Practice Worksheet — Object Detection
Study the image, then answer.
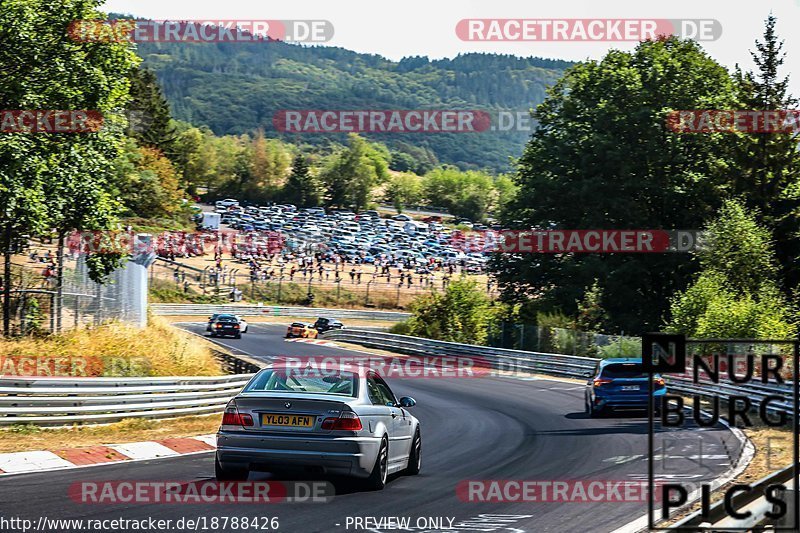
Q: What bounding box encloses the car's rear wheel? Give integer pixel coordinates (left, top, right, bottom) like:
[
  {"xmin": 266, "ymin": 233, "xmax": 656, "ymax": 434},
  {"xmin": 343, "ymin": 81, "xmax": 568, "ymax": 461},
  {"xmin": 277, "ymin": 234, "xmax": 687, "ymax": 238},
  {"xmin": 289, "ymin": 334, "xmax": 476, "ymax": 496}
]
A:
[
  {"xmin": 235, "ymin": 333, "xmax": 241, "ymax": 339},
  {"xmin": 365, "ymin": 438, "xmax": 388, "ymax": 490},
  {"xmin": 406, "ymin": 429, "xmax": 421, "ymax": 475},
  {"xmin": 215, "ymin": 456, "xmax": 248, "ymax": 481}
]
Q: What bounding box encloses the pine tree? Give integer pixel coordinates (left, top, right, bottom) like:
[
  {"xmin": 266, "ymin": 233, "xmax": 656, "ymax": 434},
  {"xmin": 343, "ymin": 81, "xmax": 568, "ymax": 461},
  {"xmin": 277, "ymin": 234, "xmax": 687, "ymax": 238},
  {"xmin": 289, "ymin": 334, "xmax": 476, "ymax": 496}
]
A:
[
  {"xmin": 284, "ymin": 154, "xmax": 320, "ymax": 207},
  {"xmin": 732, "ymin": 14, "xmax": 800, "ymax": 289},
  {"xmin": 127, "ymin": 67, "xmax": 179, "ymax": 160}
]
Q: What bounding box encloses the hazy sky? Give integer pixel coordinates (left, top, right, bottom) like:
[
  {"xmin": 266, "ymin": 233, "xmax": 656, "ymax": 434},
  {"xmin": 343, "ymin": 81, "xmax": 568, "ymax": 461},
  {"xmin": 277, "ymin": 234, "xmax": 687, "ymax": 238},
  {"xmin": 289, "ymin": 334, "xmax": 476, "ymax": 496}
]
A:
[{"xmin": 101, "ymin": 0, "xmax": 800, "ymax": 95}]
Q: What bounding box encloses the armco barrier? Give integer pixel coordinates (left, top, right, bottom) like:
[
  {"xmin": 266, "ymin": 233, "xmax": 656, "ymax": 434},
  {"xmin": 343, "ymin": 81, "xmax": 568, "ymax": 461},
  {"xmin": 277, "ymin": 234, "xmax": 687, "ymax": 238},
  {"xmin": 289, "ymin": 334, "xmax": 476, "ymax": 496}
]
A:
[
  {"xmin": 0, "ymin": 375, "xmax": 252, "ymax": 426},
  {"xmin": 151, "ymin": 303, "xmax": 410, "ymax": 322},
  {"xmin": 321, "ymin": 329, "xmax": 600, "ymax": 379}
]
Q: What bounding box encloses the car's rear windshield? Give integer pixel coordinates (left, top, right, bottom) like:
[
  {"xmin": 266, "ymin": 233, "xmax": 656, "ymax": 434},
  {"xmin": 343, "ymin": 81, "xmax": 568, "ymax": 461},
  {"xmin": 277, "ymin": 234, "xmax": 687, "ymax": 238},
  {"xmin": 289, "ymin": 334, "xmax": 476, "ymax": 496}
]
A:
[
  {"xmin": 216, "ymin": 315, "xmax": 237, "ymax": 322},
  {"xmin": 290, "ymin": 322, "xmax": 306, "ymax": 328},
  {"xmin": 244, "ymin": 369, "xmax": 357, "ymax": 396},
  {"xmin": 601, "ymin": 363, "xmax": 646, "ymax": 379}
]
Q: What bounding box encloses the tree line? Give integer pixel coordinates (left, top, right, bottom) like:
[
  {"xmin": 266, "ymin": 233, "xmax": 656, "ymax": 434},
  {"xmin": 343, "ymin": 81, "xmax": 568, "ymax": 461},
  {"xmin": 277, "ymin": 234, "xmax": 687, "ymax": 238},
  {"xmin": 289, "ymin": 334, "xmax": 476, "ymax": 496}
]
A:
[{"xmin": 491, "ymin": 16, "xmax": 800, "ymax": 338}]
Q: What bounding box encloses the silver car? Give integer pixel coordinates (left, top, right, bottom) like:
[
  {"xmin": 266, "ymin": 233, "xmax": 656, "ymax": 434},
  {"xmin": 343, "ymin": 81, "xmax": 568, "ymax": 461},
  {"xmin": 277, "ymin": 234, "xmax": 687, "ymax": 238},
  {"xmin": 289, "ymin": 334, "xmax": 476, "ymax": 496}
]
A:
[{"xmin": 215, "ymin": 365, "xmax": 421, "ymax": 490}]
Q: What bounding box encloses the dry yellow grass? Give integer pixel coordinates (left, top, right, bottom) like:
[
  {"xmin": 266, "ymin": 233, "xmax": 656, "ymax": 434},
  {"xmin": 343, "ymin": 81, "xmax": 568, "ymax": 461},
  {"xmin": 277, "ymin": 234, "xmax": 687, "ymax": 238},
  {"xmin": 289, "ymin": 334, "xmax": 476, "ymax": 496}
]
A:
[
  {"xmin": 0, "ymin": 316, "xmax": 222, "ymax": 377},
  {"xmin": 0, "ymin": 415, "xmax": 221, "ymax": 453}
]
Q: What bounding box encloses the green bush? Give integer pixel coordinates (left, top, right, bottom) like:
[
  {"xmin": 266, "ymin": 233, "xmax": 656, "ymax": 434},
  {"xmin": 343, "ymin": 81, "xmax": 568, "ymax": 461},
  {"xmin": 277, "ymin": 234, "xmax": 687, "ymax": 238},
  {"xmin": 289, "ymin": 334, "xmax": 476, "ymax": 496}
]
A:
[{"xmin": 598, "ymin": 337, "xmax": 642, "ymax": 359}]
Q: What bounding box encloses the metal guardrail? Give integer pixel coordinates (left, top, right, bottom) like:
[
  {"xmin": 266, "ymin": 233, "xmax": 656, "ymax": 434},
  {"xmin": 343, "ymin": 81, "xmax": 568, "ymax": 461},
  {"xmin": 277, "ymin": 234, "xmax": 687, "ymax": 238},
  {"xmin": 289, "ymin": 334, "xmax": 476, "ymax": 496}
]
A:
[
  {"xmin": 323, "ymin": 330, "xmax": 797, "ymax": 413},
  {"xmin": 321, "ymin": 329, "xmax": 599, "ymax": 379},
  {"xmin": 151, "ymin": 303, "xmax": 410, "ymax": 322},
  {"xmin": 0, "ymin": 375, "xmax": 253, "ymax": 426}
]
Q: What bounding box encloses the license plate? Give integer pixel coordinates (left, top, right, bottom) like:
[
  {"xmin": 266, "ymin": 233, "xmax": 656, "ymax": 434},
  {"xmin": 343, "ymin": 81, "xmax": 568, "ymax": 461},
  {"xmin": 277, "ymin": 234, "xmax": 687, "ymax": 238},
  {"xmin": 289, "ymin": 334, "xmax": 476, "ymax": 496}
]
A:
[
  {"xmin": 622, "ymin": 385, "xmax": 640, "ymax": 391},
  {"xmin": 261, "ymin": 413, "xmax": 315, "ymax": 428}
]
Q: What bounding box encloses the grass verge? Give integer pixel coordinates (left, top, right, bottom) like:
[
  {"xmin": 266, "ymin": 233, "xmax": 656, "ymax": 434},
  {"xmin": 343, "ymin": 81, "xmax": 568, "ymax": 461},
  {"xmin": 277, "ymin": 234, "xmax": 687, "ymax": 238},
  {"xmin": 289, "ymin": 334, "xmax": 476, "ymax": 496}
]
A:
[
  {"xmin": 0, "ymin": 316, "xmax": 223, "ymax": 376},
  {"xmin": 0, "ymin": 415, "xmax": 221, "ymax": 453}
]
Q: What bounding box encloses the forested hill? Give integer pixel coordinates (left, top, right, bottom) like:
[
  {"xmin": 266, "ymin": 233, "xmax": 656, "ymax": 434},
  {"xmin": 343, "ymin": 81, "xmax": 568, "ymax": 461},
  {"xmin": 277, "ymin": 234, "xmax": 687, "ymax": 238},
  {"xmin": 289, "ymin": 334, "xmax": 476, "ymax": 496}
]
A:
[{"xmin": 128, "ymin": 19, "xmax": 572, "ymax": 172}]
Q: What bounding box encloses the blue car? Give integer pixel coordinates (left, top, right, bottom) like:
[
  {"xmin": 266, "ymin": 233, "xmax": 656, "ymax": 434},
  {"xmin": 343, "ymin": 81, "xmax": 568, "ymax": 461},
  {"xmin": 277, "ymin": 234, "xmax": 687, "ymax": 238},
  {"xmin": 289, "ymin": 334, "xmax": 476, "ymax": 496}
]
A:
[{"xmin": 584, "ymin": 358, "xmax": 666, "ymax": 417}]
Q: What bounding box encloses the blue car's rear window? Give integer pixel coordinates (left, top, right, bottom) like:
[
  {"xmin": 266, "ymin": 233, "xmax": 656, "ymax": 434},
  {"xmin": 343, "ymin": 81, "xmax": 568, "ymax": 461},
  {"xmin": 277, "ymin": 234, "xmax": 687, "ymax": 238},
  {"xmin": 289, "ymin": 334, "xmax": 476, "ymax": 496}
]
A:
[{"xmin": 601, "ymin": 363, "xmax": 646, "ymax": 379}]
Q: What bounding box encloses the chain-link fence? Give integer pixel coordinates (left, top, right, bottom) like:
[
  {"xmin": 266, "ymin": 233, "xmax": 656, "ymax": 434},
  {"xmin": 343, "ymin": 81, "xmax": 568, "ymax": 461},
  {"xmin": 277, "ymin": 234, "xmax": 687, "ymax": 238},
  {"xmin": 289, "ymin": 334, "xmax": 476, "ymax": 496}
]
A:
[
  {"xmin": 148, "ymin": 257, "xmax": 497, "ymax": 309},
  {"xmin": 4, "ymin": 251, "xmax": 149, "ymax": 335},
  {"xmin": 489, "ymin": 321, "xmax": 642, "ymax": 358}
]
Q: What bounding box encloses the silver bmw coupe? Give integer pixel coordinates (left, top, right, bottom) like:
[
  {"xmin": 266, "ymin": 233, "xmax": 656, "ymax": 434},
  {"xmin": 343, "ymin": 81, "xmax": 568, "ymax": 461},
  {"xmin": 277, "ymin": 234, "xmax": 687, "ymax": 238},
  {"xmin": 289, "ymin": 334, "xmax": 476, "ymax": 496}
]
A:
[{"xmin": 215, "ymin": 365, "xmax": 421, "ymax": 490}]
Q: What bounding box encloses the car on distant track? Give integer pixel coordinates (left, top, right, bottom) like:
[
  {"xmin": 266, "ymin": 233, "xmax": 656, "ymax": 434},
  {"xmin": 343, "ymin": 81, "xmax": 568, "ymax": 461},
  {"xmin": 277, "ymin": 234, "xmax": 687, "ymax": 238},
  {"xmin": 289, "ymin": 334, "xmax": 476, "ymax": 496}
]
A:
[
  {"xmin": 584, "ymin": 358, "xmax": 666, "ymax": 417},
  {"xmin": 208, "ymin": 314, "xmax": 248, "ymax": 338},
  {"xmin": 313, "ymin": 317, "xmax": 344, "ymax": 333},
  {"xmin": 215, "ymin": 364, "xmax": 421, "ymax": 489},
  {"xmin": 285, "ymin": 322, "xmax": 318, "ymax": 339}
]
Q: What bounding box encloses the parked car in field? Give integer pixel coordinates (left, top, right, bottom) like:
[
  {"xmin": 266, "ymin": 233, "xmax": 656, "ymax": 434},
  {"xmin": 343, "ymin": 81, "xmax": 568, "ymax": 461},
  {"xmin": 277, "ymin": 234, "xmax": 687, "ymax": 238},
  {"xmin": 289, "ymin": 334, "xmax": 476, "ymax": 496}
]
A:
[
  {"xmin": 215, "ymin": 365, "xmax": 421, "ymax": 489},
  {"xmin": 584, "ymin": 358, "xmax": 666, "ymax": 417},
  {"xmin": 208, "ymin": 314, "xmax": 248, "ymax": 338},
  {"xmin": 313, "ymin": 317, "xmax": 344, "ymax": 333},
  {"xmin": 285, "ymin": 322, "xmax": 319, "ymax": 339}
]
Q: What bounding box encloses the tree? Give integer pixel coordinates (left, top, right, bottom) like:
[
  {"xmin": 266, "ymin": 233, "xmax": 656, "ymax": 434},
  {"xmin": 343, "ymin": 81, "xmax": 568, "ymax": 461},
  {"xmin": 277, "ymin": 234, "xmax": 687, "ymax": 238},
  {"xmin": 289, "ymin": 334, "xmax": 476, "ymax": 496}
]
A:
[
  {"xmin": 282, "ymin": 154, "xmax": 321, "ymax": 207},
  {"xmin": 575, "ymin": 280, "xmax": 609, "ymax": 332},
  {"xmin": 667, "ymin": 200, "xmax": 795, "ymax": 339},
  {"xmin": 0, "ymin": 0, "xmax": 138, "ymax": 334},
  {"xmin": 172, "ymin": 126, "xmax": 215, "ymax": 196},
  {"xmin": 320, "ymin": 134, "xmax": 388, "ymax": 211},
  {"xmin": 250, "ymin": 131, "xmax": 291, "ymax": 198},
  {"xmin": 400, "ymin": 278, "xmax": 496, "ymax": 345},
  {"xmin": 492, "ymin": 37, "xmax": 740, "ymax": 334},
  {"xmin": 126, "ymin": 66, "xmax": 179, "ymax": 159},
  {"xmin": 423, "ymin": 167, "xmax": 496, "ymax": 220},
  {"xmin": 731, "ymin": 15, "xmax": 800, "ymax": 290},
  {"xmin": 695, "ymin": 199, "xmax": 777, "ymax": 294},
  {"xmin": 385, "ymin": 173, "xmax": 423, "ymax": 213},
  {"xmin": 113, "ymin": 140, "xmax": 185, "ymax": 218}
]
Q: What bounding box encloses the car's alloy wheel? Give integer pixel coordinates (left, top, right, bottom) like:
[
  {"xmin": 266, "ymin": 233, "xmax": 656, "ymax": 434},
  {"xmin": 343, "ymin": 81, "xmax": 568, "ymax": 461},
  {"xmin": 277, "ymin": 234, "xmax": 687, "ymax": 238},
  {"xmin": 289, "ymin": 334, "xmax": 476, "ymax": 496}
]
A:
[
  {"xmin": 366, "ymin": 438, "xmax": 388, "ymax": 490},
  {"xmin": 406, "ymin": 429, "xmax": 421, "ymax": 475}
]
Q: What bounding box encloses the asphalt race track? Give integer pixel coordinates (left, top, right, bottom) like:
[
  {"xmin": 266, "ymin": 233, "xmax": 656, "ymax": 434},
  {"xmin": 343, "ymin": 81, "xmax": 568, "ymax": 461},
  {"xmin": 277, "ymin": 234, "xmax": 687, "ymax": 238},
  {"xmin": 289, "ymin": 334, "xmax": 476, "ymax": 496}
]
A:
[{"xmin": 0, "ymin": 323, "xmax": 744, "ymax": 533}]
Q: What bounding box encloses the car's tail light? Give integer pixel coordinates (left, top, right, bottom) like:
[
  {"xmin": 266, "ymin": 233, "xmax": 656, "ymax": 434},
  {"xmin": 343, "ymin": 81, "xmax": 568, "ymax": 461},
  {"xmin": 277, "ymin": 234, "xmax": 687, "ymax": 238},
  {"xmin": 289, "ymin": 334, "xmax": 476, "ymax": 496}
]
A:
[
  {"xmin": 233, "ymin": 324, "xmax": 240, "ymax": 329},
  {"xmin": 216, "ymin": 323, "xmax": 222, "ymax": 328},
  {"xmin": 221, "ymin": 405, "xmax": 253, "ymax": 427},
  {"xmin": 321, "ymin": 411, "xmax": 362, "ymax": 431},
  {"xmin": 593, "ymin": 378, "xmax": 613, "ymax": 387}
]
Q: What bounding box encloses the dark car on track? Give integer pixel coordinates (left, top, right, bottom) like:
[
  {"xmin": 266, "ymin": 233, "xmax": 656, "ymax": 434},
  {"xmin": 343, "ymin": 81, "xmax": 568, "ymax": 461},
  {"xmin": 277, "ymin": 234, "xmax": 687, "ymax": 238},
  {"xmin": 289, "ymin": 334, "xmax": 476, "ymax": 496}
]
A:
[
  {"xmin": 313, "ymin": 317, "xmax": 344, "ymax": 334},
  {"xmin": 584, "ymin": 358, "xmax": 666, "ymax": 417},
  {"xmin": 208, "ymin": 314, "xmax": 247, "ymax": 339}
]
